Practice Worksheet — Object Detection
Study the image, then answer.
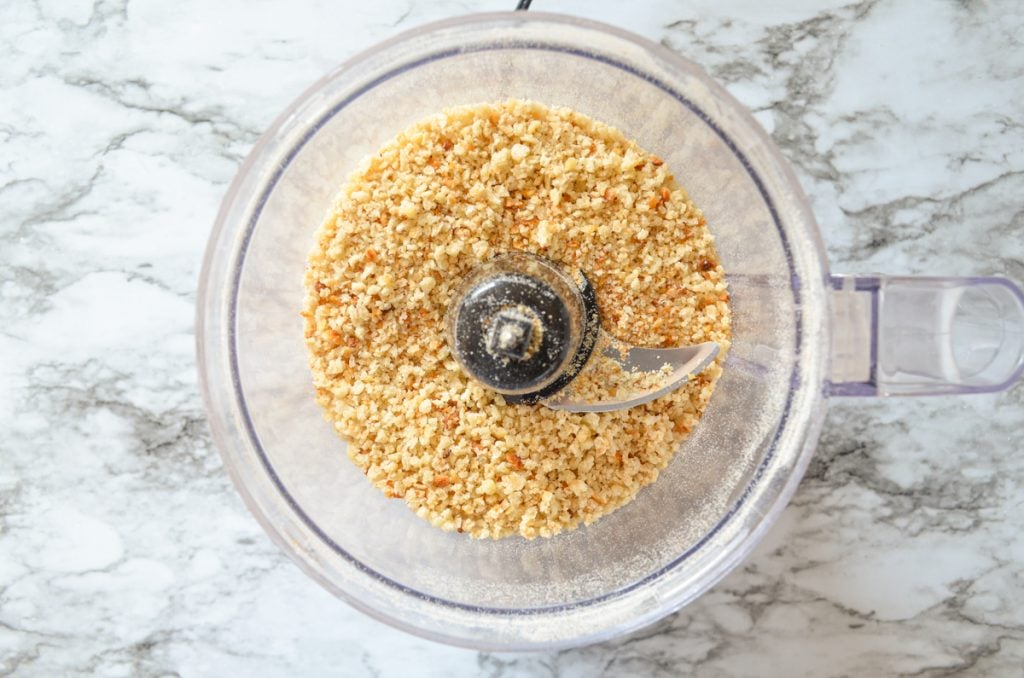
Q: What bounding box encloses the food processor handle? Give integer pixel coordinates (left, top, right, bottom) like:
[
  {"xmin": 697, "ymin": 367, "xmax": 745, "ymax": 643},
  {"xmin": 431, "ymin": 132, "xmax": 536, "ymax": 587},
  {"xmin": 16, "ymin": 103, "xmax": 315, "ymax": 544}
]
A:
[{"xmin": 828, "ymin": 275, "xmax": 1024, "ymax": 396}]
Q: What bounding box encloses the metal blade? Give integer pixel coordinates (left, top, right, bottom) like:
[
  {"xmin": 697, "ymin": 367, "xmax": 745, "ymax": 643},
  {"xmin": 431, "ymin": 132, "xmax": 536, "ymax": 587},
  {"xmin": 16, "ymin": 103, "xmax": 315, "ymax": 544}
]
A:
[{"xmin": 543, "ymin": 334, "xmax": 720, "ymax": 413}]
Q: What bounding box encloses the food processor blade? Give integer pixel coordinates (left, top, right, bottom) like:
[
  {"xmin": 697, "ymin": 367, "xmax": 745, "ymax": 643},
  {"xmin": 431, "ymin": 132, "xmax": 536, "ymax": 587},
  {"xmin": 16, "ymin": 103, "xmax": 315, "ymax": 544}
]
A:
[
  {"xmin": 447, "ymin": 252, "xmax": 721, "ymax": 412},
  {"xmin": 543, "ymin": 334, "xmax": 720, "ymax": 412}
]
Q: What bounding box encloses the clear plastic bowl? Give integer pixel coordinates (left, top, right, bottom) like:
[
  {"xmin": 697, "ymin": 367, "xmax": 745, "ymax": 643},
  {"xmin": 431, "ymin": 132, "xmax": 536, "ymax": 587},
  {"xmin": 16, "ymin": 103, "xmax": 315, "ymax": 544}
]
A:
[{"xmin": 197, "ymin": 12, "xmax": 1024, "ymax": 650}]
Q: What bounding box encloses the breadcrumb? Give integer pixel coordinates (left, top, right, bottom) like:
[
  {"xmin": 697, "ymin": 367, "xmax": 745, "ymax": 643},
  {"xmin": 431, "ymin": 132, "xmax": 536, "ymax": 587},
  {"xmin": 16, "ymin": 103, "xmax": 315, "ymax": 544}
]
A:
[{"xmin": 304, "ymin": 100, "xmax": 731, "ymax": 539}]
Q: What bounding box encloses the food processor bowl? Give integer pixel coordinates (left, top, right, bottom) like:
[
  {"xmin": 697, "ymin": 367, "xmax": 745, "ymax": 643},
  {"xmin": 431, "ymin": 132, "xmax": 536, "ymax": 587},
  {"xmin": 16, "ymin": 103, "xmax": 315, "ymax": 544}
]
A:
[{"xmin": 197, "ymin": 12, "xmax": 1024, "ymax": 650}]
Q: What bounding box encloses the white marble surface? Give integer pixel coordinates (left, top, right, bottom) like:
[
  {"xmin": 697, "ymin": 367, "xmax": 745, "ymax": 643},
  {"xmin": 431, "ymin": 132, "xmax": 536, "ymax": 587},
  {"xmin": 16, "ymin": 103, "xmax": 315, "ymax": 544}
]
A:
[{"xmin": 2, "ymin": 0, "xmax": 1023, "ymax": 674}]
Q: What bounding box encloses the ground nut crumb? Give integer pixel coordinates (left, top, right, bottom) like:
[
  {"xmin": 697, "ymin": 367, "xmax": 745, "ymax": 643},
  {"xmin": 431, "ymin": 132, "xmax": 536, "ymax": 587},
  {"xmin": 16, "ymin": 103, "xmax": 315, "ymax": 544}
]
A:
[{"xmin": 304, "ymin": 99, "xmax": 732, "ymax": 540}]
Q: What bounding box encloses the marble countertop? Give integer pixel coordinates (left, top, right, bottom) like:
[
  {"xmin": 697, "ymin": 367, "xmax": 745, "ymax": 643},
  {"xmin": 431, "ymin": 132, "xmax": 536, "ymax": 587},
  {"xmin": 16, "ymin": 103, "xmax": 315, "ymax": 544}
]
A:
[{"xmin": 2, "ymin": 0, "xmax": 1023, "ymax": 675}]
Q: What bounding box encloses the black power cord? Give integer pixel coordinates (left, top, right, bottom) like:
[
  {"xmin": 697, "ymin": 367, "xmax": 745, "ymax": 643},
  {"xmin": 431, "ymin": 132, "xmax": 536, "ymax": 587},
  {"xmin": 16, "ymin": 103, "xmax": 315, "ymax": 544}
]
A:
[{"xmin": 515, "ymin": 0, "xmax": 532, "ymax": 10}]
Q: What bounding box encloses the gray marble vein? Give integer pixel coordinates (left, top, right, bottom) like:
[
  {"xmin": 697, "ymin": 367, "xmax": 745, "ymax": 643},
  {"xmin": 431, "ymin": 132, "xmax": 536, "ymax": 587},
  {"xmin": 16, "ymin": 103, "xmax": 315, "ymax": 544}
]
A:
[{"xmin": 1, "ymin": 0, "xmax": 1022, "ymax": 675}]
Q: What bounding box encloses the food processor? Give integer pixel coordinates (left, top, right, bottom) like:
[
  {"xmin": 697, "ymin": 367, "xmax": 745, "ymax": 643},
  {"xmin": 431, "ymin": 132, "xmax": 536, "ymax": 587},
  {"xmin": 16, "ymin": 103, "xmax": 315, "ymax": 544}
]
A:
[{"xmin": 196, "ymin": 12, "xmax": 1024, "ymax": 650}]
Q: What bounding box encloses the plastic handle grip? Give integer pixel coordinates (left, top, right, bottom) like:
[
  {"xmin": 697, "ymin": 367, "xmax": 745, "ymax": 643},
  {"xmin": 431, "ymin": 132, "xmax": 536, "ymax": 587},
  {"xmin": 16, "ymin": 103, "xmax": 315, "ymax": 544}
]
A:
[{"xmin": 828, "ymin": 275, "xmax": 1024, "ymax": 396}]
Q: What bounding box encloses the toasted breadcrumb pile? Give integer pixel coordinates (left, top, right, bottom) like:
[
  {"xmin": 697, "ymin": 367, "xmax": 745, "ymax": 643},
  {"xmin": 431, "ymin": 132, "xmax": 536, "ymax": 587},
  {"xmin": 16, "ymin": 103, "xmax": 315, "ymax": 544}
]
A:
[{"xmin": 304, "ymin": 100, "xmax": 731, "ymax": 539}]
